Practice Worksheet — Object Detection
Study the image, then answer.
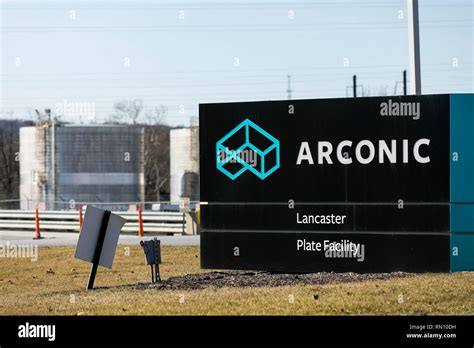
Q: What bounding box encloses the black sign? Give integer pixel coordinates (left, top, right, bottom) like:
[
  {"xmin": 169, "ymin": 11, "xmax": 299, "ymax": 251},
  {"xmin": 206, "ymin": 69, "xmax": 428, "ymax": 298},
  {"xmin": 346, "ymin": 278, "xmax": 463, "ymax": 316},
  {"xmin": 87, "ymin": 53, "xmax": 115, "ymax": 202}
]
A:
[{"xmin": 199, "ymin": 94, "xmax": 471, "ymax": 273}]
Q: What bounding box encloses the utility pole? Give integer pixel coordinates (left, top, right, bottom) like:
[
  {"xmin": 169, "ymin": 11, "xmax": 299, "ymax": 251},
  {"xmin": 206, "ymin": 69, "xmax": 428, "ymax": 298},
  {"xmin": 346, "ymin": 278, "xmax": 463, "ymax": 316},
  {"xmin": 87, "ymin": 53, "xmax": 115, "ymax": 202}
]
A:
[
  {"xmin": 43, "ymin": 108, "xmax": 56, "ymax": 211},
  {"xmin": 394, "ymin": 70, "xmax": 408, "ymax": 96},
  {"xmin": 407, "ymin": 0, "xmax": 421, "ymax": 95},
  {"xmin": 403, "ymin": 70, "xmax": 407, "ymax": 95},
  {"xmin": 287, "ymin": 75, "xmax": 292, "ymax": 100},
  {"xmin": 353, "ymin": 75, "xmax": 357, "ymax": 98},
  {"xmin": 346, "ymin": 75, "xmax": 363, "ymax": 97}
]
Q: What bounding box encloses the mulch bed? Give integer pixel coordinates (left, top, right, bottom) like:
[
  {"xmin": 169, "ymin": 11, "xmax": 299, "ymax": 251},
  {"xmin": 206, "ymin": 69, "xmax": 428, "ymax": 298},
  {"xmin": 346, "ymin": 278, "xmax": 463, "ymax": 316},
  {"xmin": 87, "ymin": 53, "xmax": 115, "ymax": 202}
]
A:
[{"xmin": 121, "ymin": 270, "xmax": 413, "ymax": 291}]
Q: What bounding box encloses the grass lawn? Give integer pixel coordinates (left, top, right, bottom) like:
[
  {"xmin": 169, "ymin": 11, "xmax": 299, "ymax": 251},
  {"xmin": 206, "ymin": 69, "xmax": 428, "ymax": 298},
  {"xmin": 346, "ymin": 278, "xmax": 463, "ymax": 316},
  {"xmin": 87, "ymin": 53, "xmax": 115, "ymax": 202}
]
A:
[{"xmin": 0, "ymin": 245, "xmax": 472, "ymax": 315}]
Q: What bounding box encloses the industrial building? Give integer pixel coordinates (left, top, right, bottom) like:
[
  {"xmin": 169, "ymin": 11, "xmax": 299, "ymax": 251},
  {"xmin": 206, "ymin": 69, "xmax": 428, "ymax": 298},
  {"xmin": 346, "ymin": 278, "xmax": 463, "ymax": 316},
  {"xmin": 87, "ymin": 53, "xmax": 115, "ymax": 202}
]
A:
[
  {"xmin": 169, "ymin": 126, "xmax": 199, "ymax": 203},
  {"xmin": 19, "ymin": 123, "xmax": 144, "ymax": 210}
]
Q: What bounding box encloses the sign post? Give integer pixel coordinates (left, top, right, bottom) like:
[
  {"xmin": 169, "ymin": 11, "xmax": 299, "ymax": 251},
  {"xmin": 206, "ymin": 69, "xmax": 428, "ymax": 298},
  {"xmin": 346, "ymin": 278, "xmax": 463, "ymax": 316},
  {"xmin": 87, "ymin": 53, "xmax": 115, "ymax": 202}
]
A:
[
  {"xmin": 75, "ymin": 206, "xmax": 126, "ymax": 290},
  {"xmin": 86, "ymin": 210, "xmax": 111, "ymax": 290}
]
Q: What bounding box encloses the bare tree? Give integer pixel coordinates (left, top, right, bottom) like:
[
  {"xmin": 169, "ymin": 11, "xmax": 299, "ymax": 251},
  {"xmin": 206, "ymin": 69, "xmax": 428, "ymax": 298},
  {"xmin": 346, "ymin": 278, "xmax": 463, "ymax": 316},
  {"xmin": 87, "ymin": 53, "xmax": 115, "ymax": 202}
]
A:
[
  {"xmin": 108, "ymin": 100, "xmax": 171, "ymax": 201},
  {"xmin": 0, "ymin": 114, "xmax": 33, "ymax": 208},
  {"xmin": 144, "ymin": 105, "xmax": 167, "ymax": 125},
  {"xmin": 0, "ymin": 121, "xmax": 17, "ymax": 194},
  {"xmin": 111, "ymin": 99, "xmax": 144, "ymax": 124},
  {"xmin": 143, "ymin": 106, "xmax": 170, "ymax": 201}
]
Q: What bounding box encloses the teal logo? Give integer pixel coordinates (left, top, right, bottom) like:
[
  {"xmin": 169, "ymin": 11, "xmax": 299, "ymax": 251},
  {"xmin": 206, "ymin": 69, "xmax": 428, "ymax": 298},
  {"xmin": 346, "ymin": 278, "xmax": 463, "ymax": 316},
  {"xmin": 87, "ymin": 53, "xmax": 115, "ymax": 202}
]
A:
[{"xmin": 216, "ymin": 119, "xmax": 280, "ymax": 180}]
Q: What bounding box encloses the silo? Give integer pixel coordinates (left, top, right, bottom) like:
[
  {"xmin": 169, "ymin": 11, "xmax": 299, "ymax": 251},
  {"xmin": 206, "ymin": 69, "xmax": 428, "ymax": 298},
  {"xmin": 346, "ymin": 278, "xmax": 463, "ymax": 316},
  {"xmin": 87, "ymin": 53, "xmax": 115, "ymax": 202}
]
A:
[
  {"xmin": 19, "ymin": 124, "xmax": 53, "ymax": 209},
  {"xmin": 20, "ymin": 124, "xmax": 144, "ymax": 210},
  {"xmin": 170, "ymin": 127, "xmax": 199, "ymax": 203}
]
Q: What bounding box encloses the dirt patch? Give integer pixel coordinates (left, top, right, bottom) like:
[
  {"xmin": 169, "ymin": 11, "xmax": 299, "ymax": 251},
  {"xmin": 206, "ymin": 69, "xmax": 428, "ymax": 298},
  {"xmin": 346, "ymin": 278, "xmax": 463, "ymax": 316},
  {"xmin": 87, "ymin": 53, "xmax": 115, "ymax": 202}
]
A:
[{"xmin": 122, "ymin": 270, "xmax": 413, "ymax": 291}]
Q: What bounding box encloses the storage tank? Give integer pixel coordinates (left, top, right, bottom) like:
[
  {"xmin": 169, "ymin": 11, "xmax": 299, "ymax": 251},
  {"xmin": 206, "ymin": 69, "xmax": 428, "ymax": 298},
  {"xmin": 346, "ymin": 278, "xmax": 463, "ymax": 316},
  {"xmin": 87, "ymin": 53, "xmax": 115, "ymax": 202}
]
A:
[
  {"xmin": 19, "ymin": 124, "xmax": 144, "ymax": 210},
  {"xmin": 170, "ymin": 127, "xmax": 199, "ymax": 203}
]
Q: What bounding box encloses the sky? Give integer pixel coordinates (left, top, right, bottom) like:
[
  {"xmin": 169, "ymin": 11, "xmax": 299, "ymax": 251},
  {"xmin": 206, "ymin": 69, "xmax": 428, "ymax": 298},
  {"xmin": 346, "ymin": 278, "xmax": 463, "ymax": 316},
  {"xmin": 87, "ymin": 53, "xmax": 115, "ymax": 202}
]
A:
[{"xmin": 0, "ymin": 0, "xmax": 473, "ymax": 127}]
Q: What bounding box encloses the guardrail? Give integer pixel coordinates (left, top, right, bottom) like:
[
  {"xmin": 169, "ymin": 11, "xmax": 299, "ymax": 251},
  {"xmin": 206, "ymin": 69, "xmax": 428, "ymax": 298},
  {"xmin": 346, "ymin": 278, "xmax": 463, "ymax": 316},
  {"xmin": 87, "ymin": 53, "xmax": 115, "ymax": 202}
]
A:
[{"xmin": 0, "ymin": 209, "xmax": 187, "ymax": 235}]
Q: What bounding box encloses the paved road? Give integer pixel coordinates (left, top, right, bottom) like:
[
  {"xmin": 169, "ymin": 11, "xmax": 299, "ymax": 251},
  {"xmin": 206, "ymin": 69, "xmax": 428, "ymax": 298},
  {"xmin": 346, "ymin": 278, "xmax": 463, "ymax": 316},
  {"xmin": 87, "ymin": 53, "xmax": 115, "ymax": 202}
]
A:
[{"xmin": 0, "ymin": 231, "xmax": 199, "ymax": 247}]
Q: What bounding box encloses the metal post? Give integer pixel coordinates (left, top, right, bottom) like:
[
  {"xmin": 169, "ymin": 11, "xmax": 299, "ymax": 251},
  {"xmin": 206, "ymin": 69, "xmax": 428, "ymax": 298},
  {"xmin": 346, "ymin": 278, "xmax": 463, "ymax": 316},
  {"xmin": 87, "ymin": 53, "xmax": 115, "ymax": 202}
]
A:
[
  {"xmin": 138, "ymin": 204, "xmax": 144, "ymax": 237},
  {"xmin": 51, "ymin": 118, "xmax": 56, "ymax": 210},
  {"xmin": 182, "ymin": 213, "xmax": 185, "ymax": 234},
  {"xmin": 353, "ymin": 75, "xmax": 357, "ymax": 98},
  {"xmin": 154, "ymin": 239, "xmax": 161, "ymax": 282},
  {"xmin": 403, "ymin": 70, "xmax": 407, "ymax": 95},
  {"xmin": 150, "ymin": 265, "xmax": 155, "ymax": 283},
  {"xmin": 86, "ymin": 210, "xmax": 110, "ymax": 290},
  {"xmin": 407, "ymin": 0, "xmax": 421, "ymax": 95}
]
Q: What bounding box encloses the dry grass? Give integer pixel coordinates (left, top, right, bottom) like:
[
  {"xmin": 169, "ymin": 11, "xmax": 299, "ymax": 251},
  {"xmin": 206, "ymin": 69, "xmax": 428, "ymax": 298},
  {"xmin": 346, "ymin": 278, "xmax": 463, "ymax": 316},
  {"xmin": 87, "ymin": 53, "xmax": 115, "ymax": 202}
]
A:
[{"xmin": 0, "ymin": 245, "xmax": 473, "ymax": 315}]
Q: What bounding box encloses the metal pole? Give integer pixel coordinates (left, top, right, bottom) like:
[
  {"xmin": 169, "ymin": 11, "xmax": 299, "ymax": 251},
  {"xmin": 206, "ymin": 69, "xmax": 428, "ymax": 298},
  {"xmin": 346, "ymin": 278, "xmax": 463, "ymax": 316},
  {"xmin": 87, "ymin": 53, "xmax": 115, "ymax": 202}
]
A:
[
  {"xmin": 51, "ymin": 119, "xmax": 56, "ymax": 210},
  {"xmin": 353, "ymin": 75, "xmax": 357, "ymax": 98},
  {"xmin": 138, "ymin": 204, "xmax": 144, "ymax": 237},
  {"xmin": 182, "ymin": 212, "xmax": 185, "ymax": 234},
  {"xmin": 403, "ymin": 70, "xmax": 407, "ymax": 95},
  {"xmin": 87, "ymin": 210, "xmax": 110, "ymax": 290},
  {"xmin": 407, "ymin": 0, "xmax": 421, "ymax": 95}
]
